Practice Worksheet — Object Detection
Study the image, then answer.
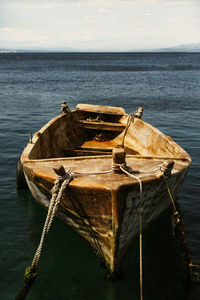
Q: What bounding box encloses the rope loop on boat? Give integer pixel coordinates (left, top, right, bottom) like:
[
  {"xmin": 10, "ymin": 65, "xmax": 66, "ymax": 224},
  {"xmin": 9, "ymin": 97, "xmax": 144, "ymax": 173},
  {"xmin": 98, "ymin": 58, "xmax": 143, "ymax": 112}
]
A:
[
  {"xmin": 112, "ymin": 162, "xmax": 128, "ymax": 172},
  {"xmin": 15, "ymin": 169, "xmax": 74, "ymax": 300}
]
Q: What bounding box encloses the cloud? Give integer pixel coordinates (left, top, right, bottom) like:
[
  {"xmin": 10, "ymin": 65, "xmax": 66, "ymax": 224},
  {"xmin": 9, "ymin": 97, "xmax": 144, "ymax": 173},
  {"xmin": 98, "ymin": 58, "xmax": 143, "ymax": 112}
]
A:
[
  {"xmin": 1, "ymin": 27, "xmax": 14, "ymax": 32},
  {"xmin": 0, "ymin": 0, "xmax": 199, "ymax": 50},
  {"xmin": 0, "ymin": 1, "xmax": 65, "ymax": 9},
  {"xmin": 99, "ymin": 8, "xmax": 111, "ymax": 14}
]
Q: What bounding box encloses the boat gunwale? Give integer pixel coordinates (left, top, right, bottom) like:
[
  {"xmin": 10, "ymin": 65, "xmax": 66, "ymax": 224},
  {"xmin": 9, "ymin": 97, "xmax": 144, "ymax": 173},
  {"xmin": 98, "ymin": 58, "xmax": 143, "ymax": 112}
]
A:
[
  {"xmin": 23, "ymin": 153, "xmax": 191, "ymax": 192},
  {"xmin": 22, "ymin": 154, "xmax": 191, "ymax": 164}
]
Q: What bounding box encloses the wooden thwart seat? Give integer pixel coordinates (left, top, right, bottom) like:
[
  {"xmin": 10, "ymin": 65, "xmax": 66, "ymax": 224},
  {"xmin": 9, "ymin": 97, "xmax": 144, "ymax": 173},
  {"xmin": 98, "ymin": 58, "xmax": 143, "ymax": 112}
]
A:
[
  {"xmin": 80, "ymin": 120, "xmax": 125, "ymax": 131},
  {"xmin": 64, "ymin": 148, "xmax": 111, "ymax": 157}
]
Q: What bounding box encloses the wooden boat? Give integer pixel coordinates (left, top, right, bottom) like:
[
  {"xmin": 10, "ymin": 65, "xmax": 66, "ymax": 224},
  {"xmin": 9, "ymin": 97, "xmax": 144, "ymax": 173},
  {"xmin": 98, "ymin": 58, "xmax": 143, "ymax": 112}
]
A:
[{"xmin": 17, "ymin": 103, "xmax": 191, "ymax": 274}]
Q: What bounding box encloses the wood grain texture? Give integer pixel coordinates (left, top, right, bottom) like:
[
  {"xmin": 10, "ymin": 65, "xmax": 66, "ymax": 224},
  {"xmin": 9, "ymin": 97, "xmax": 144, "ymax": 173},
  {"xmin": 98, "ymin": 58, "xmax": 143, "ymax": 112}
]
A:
[{"xmin": 20, "ymin": 104, "xmax": 191, "ymax": 273}]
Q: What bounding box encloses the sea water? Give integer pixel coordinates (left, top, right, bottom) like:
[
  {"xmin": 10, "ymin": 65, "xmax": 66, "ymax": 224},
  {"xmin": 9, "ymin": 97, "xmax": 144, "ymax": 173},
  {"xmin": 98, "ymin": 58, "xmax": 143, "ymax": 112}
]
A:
[{"xmin": 0, "ymin": 52, "xmax": 200, "ymax": 300}]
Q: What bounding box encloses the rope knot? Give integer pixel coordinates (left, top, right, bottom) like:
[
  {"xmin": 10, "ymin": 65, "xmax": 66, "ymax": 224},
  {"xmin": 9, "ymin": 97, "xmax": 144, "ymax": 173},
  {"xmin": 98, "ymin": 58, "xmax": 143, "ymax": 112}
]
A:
[
  {"xmin": 134, "ymin": 107, "xmax": 143, "ymax": 119},
  {"xmin": 53, "ymin": 166, "xmax": 75, "ymax": 181},
  {"xmin": 112, "ymin": 162, "xmax": 127, "ymax": 172},
  {"xmin": 155, "ymin": 160, "xmax": 174, "ymax": 178},
  {"xmin": 24, "ymin": 266, "xmax": 37, "ymax": 282},
  {"xmin": 136, "ymin": 208, "xmax": 144, "ymax": 215},
  {"xmin": 61, "ymin": 101, "xmax": 70, "ymax": 114},
  {"xmin": 112, "ymin": 148, "xmax": 128, "ymax": 173},
  {"xmin": 57, "ymin": 169, "xmax": 75, "ymax": 182}
]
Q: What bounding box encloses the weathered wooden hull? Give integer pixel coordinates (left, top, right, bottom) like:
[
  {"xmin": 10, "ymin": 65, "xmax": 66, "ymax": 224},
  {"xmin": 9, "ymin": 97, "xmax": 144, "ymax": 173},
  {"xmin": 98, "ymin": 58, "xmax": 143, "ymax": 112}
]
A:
[
  {"xmin": 19, "ymin": 103, "xmax": 191, "ymax": 273},
  {"xmin": 23, "ymin": 155, "xmax": 189, "ymax": 273}
]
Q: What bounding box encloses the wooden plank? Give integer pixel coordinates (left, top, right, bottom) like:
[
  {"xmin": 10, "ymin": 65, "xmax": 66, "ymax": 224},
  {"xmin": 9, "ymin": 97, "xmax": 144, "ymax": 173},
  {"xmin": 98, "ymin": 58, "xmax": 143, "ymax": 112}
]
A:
[
  {"xmin": 64, "ymin": 149, "xmax": 112, "ymax": 156},
  {"xmin": 127, "ymin": 154, "xmax": 190, "ymax": 161},
  {"xmin": 76, "ymin": 103, "xmax": 125, "ymax": 115},
  {"xmin": 80, "ymin": 120, "xmax": 125, "ymax": 131},
  {"xmin": 77, "ymin": 146, "xmax": 112, "ymax": 152}
]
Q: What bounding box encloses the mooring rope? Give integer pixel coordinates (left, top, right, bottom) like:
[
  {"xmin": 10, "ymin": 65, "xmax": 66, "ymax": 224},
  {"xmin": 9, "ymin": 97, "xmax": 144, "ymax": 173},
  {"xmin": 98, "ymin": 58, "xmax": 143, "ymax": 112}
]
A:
[
  {"xmin": 15, "ymin": 170, "xmax": 74, "ymax": 300},
  {"xmin": 163, "ymin": 174, "xmax": 200, "ymax": 283},
  {"xmin": 121, "ymin": 108, "xmax": 143, "ymax": 148},
  {"xmin": 122, "ymin": 113, "xmax": 134, "ymax": 147},
  {"xmin": 120, "ymin": 165, "xmax": 144, "ymax": 300},
  {"xmin": 163, "ymin": 176, "xmax": 178, "ymax": 215},
  {"xmin": 32, "ymin": 171, "xmax": 74, "ymax": 269}
]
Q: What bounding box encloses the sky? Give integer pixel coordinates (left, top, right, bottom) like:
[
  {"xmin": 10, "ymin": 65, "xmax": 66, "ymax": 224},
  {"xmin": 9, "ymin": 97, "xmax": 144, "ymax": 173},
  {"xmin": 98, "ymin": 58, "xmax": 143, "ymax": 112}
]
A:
[{"xmin": 0, "ymin": 0, "xmax": 200, "ymax": 51}]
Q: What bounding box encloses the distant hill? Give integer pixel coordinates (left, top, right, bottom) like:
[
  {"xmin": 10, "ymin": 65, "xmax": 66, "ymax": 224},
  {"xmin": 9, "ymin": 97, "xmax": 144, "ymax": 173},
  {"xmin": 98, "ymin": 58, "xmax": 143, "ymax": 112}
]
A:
[
  {"xmin": 1, "ymin": 43, "xmax": 200, "ymax": 53},
  {"xmin": 154, "ymin": 43, "xmax": 200, "ymax": 52}
]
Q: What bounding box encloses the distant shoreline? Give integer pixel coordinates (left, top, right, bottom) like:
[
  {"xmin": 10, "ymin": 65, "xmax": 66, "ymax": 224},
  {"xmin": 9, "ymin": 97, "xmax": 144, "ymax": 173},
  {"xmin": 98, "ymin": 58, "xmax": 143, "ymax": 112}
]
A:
[
  {"xmin": 0, "ymin": 51, "xmax": 200, "ymax": 54},
  {"xmin": 1, "ymin": 42, "xmax": 200, "ymax": 53}
]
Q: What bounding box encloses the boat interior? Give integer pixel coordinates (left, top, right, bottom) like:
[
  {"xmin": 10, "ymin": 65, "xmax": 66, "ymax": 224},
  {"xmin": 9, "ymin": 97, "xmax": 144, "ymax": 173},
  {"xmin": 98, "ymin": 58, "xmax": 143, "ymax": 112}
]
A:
[
  {"xmin": 21, "ymin": 104, "xmax": 191, "ymax": 189},
  {"xmin": 27, "ymin": 103, "xmax": 190, "ymax": 163},
  {"xmin": 28, "ymin": 104, "xmax": 138, "ymax": 160}
]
